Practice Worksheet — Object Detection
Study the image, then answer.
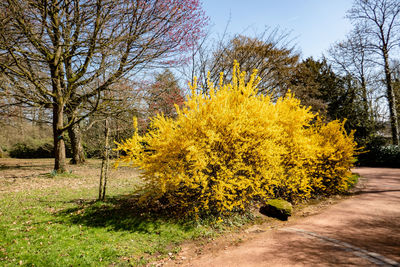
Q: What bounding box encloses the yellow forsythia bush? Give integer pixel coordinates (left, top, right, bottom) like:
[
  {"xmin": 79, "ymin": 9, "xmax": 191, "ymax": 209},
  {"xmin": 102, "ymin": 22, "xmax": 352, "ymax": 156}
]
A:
[
  {"xmin": 309, "ymin": 119, "xmax": 357, "ymax": 195},
  {"xmin": 115, "ymin": 62, "xmax": 356, "ymax": 215}
]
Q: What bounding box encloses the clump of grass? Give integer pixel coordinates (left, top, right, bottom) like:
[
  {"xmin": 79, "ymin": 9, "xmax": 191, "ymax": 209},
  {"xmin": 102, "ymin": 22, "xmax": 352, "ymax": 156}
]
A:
[
  {"xmin": 347, "ymin": 173, "xmax": 360, "ymax": 189},
  {"xmin": 46, "ymin": 170, "xmax": 80, "ymax": 178}
]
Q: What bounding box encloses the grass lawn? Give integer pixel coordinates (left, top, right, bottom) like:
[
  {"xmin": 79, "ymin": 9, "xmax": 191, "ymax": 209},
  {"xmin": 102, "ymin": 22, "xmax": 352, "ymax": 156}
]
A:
[
  {"xmin": 0, "ymin": 158, "xmax": 228, "ymax": 266},
  {"xmin": 0, "ymin": 158, "xmax": 359, "ymax": 266}
]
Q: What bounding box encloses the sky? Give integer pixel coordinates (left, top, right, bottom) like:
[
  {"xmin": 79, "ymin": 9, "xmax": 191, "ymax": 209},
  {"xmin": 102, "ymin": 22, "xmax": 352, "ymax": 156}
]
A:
[{"xmin": 201, "ymin": 0, "xmax": 354, "ymax": 59}]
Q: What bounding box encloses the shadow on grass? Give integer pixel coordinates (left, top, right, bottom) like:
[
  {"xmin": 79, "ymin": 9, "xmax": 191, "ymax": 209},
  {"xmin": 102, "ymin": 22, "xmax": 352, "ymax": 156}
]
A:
[
  {"xmin": 57, "ymin": 194, "xmax": 195, "ymax": 234},
  {"xmin": 0, "ymin": 163, "xmax": 51, "ymax": 171}
]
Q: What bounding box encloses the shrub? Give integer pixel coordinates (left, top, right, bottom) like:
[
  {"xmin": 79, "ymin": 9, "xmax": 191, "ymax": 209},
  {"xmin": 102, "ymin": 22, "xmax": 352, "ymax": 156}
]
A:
[
  {"xmin": 0, "ymin": 147, "xmax": 7, "ymax": 158},
  {"xmin": 9, "ymin": 138, "xmax": 54, "ymax": 158},
  {"xmin": 357, "ymin": 136, "xmax": 400, "ymax": 167},
  {"xmin": 9, "ymin": 138, "xmax": 73, "ymax": 159},
  {"xmin": 310, "ymin": 120, "xmax": 357, "ymax": 195},
  {"xmin": 115, "ymin": 62, "xmax": 356, "ymax": 216}
]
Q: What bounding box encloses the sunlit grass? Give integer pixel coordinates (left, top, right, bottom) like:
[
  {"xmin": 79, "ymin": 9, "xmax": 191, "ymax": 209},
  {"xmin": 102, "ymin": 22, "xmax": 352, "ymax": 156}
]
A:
[
  {"xmin": 0, "ymin": 159, "xmax": 251, "ymax": 266},
  {"xmin": 0, "ymin": 159, "xmax": 250, "ymax": 266},
  {"xmin": 0, "ymin": 158, "xmax": 359, "ymax": 266}
]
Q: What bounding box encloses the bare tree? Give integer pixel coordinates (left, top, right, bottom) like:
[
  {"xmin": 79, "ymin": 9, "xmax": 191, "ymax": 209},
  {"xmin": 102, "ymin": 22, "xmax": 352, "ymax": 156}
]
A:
[
  {"xmin": 210, "ymin": 33, "xmax": 299, "ymax": 97},
  {"xmin": 328, "ymin": 25, "xmax": 376, "ymax": 123},
  {"xmin": 0, "ymin": 0, "xmax": 207, "ymax": 172},
  {"xmin": 179, "ymin": 27, "xmax": 298, "ymax": 97},
  {"xmin": 347, "ymin": 0, "xmax": 400, "ymax": 144},
  {"xmin": 392, "ymin": 60, "xmax": 400, "ymax": 127}
]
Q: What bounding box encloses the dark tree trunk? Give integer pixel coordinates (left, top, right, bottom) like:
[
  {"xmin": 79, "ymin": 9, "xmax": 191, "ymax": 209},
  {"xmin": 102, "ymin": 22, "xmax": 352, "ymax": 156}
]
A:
[
  {"xmin": 67, "ymin": 115, "xmax": 86, "ymax": 165},
  {"xmin": 360, "ymin": 76, "xmax": 369, "ymax": 117},
  {"xmin": 53, "ymin": 103, "xmax": 67, "ymax": 173},
  {"xmin": 383, "ymin": 49, "xmax": 399, "ymax": 145}
]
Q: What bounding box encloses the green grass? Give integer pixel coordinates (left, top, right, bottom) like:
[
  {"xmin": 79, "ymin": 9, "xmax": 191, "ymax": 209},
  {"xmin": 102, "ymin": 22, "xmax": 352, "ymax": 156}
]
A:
[
  {"xmin": 45, "ymin": 170, "xmax": 80, "ymax": 178},
  {"xmin": 0, "ymin": 158, "xmax": 360, "ymax": 266},
  {"xmin": 0, "ymin": 186, "xmax": 223, "ymax": 266},
  {"xmin": 347, "ymin": 173, "xmax": 360, "ymax": 189},
  {"xmin": 0, "ymin": 159, "xmax": 234, "ymax": 266}
]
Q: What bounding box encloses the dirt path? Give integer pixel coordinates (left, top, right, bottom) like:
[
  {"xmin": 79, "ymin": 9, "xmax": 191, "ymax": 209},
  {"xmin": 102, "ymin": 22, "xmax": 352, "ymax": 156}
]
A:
[{"xmin": 164, "ymin": 168, "xmax": 400, "ymax": 266}]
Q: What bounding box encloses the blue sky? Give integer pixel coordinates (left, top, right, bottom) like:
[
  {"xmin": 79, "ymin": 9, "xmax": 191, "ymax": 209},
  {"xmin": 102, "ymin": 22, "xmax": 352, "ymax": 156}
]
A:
[{"xmin": 201, "ymin": 0, "xmax": 354, "ymax": 59}]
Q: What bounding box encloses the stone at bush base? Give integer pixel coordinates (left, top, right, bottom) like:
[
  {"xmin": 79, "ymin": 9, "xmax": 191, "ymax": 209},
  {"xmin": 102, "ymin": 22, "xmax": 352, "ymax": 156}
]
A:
[{"xmin": 259, "ymin": 199, "xmax": 292, "ymax": 221}]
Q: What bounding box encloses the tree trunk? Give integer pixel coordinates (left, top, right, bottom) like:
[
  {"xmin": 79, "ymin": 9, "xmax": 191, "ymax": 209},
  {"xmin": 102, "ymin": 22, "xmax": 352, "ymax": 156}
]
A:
[
  {"xmin": 67, "ymin": 115, "xmax": 86, "ymax": 165},
  {"xmin": 360, "ymin": 76, "xmax": 369, "ymax": 118},
  {"xmin": 53, "ymin": 103, "xmax": 67, "ymax": 173},
  {"xmin": 99, "ymin": 118, "xmax": 110, "ymax": 200},
  {"xmin": 360, "ymin": 75, "xmax": 376, "ymax": 133},
  {"xmin": 383, "ymin": 50, "xmax": 399, "ymax": 145}
]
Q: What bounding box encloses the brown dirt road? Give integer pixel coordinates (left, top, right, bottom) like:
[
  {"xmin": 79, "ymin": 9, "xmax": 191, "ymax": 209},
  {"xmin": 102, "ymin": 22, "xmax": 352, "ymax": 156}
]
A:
[{"xmin": 163, "ymin": 168, "xmax": 400, "ymax": 266}]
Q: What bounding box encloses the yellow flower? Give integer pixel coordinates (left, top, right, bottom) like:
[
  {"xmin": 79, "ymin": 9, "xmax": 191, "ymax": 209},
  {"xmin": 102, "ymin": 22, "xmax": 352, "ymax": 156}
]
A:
[{"xmin": 115, "ymin": 61, "xmax": 356, "ymax": 215}]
